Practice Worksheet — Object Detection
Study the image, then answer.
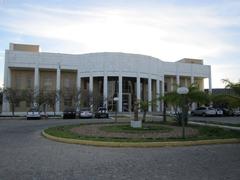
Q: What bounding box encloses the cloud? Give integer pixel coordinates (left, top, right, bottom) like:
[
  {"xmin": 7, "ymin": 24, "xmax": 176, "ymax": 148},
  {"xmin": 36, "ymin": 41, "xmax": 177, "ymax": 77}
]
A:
[
  {"xmin": 0, "ymin": 3, "xmax": 239, "ymax": 59},
  {"xmin": 0, "ymin": 1, "xmax": 239, "ymax": 88}
]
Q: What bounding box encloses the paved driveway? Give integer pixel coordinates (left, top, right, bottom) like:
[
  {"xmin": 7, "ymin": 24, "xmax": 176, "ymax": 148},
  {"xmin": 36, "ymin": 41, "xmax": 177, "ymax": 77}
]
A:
[
  {"xmin": 189, "ymin": 116, "xmax": 240, "ymax": 124},
  {"xmin": 0, "ymin": 119, "xmax": 240, "ymax": 180}
]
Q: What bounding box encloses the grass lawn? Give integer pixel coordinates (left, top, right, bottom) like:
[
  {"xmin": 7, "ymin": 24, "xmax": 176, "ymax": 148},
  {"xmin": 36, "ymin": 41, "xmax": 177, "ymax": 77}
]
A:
[
  {"xmin": 44, "ymin": 122, "xmax": 240, "ymax": 142},
  {"xmin": 100, "ymin": 124, "xmax": 173, "ymax": 133}
]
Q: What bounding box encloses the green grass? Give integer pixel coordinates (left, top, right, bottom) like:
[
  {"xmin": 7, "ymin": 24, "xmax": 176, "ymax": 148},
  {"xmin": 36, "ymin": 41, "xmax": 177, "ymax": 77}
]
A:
[
  {"xmin": 100, "ymin": 124, "xmax": 172, "ymax": 133},
  {"xmin": 44, "ymin": 123, "xmax": 240, "ymax": 142}
]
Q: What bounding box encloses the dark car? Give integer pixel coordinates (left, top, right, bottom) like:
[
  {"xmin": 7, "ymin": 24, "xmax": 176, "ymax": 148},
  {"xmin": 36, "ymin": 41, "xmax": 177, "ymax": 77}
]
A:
[
  {"xmin": 95, "ymin": 107, "xmax": 109, "ymax": 118},
  {"xmin": 221, "ymin": 108, "xmax": 234, "ymax": 116},
  {"xmin": 63, "ymin": 107, "xmax": 76, "ymax": 119}
]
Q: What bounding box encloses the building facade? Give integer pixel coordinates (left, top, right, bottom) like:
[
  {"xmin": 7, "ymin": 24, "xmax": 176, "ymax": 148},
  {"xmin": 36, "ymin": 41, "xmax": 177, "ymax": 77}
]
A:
[{"xmin": 2, "ymin": 43, "xmax": 212, "ymax": 114}]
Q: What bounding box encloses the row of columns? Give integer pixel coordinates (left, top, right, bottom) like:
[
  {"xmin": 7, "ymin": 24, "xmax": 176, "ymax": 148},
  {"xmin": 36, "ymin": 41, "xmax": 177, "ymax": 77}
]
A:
[
  {"xmin": 33, "ymin": 67, "xmax": 161, "ymax": 112},
  {"xmin": 2, "ymin": 66, "xmax": 212, "ymax": 113}
]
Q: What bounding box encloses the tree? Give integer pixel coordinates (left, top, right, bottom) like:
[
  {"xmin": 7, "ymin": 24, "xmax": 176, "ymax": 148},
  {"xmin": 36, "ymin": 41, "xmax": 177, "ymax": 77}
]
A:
[
  {"xmin": 211, "ymin": 79, "xmax": 240, "ymax": 109},
  {"xmin": 133, "ymin": 99, "xmax": 140, "ymax": 121},
  {"xmin": 45, "ymin": 90, "xmax": 61, "ymax": 116},
  {"xmin": 140, "ymin": 100, "xmax": 150, "ymax": 123},
  {"xmin": 160, "ymin": 84, "xmax": 210, "ymax": 125},
  {"xmin": 222, "ymin": 79, "xmax": 240, "ymax": 97},
  {"xmin": 3, "ymin": 88, "xmax": 23, "ymax": 116},
  {"xmin": 35, "ymin": 90, "xmax": 61, "ymax": 116},
  {"xmin": 22, "ymin": 88, "xmax": 39, "ymax": 108},
  {"xmin": 35, "ymin": 90, "xmax": 48, "ymax": 114}
]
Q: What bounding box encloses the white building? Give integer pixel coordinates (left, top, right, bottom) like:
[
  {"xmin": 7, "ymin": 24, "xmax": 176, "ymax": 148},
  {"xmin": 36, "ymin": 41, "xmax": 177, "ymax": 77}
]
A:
[{"xmin": 2, "ymin": 43, "xmax": 211, "ymax": 114}]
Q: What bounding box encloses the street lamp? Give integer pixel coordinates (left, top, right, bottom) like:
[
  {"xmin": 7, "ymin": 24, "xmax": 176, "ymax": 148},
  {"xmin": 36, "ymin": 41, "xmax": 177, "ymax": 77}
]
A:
[{"xmin": 177, "ymin": 87, "xmax": 189, "ymax": 139}]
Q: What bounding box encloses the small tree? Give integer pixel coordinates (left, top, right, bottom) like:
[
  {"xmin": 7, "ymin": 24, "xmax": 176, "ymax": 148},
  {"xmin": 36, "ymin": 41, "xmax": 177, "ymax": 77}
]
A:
[
  {"xmin": 222, "ymin": 79, "xmax": 240, "ymax": 97},
  {"xmin": 36, "ymin": 90, "xmax": 48, "ymax": 114},
  {"xmin": 133, "ymin": 99, "xmax": 140, "ymax": 121},
  {"xmin": 22, "ymin": 88, "xmax": 39, "ymax": 108},
  {"xmin": 72, "ymin": 88, "xmax": 81, "ymax": 111},
  {"xmin": 3, "ymin": 88, "xmax": 23, "ymax": 116},
  {"xmin": 211, "ymin": 79, "xmax": 240, "ymax": 110},
  {"xmin": 45, "ymin": 90, "xmax": 61, "ymax": 116},
  {"xmin": 160, "ymin": 84, "xmax": 210, "ymax": 125},
  {"xmin": 140, "ymin": 100, "xmax": 150, "ymax": 123}
]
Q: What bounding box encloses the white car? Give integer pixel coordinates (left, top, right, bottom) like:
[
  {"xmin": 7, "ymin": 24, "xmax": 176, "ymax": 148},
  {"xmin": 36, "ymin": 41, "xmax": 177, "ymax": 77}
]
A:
[
  {"xmin": 233, "ymin": 109, "xmax": 240, "ymax": 116},
  {"xmin": 191, "ymin": 107, "xmax": 220, "ymax": 117},
  {"xmin": 79, "ymin": 107, "xmax": 93, "ymax": 118},
  {"xmin": 26, "ymin": 108, "xmax": 41, "ymax": 120},
  {"xmin": 215, "ymin": 108, "xmax": 224, "ymax": 116}
]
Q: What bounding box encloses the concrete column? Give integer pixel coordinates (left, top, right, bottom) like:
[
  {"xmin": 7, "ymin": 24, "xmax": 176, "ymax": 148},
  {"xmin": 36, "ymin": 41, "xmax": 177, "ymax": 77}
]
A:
[
  {"xmin": 77, "ymin": 69, "xmax": 81, "ymax": 111},
  {"xmin": 118, "ymin": 75, "xmax": 122, "ymax": 112},
  {"xmin": 2, "ymin": 66, "xmax": 11, "ymax": 113},
  {"xmin": 209, "ymin": 76, "xmax": 212, "ymax": 94},
  {"xmin": 191, "ymin": 76, "xmax": 194, "ymax": 84},
  {"xmin": 137, "ymin": 76, "xmax": 141, "ymax": 101},
  {"xmin": 176, "ymin": 75, "xmax": 180, "ymax": 86},
  {"xmin": 170, "ymin": 77, "xmax": 174, "ymax": 112},
  {"xmin": 148, "ymin": 77, "xmax": 152, "ymax": 112},
  {"xmin": 33, "ymin": 66, "xmax": 39, "ymax": 107},
  {"xmin": 34, "ymin": 66, "xmax": 39, "ymax": 93},
  {"xmin": 55, "ymin": 67, "xmax": 61, "ymax": 112},
  {"xmin": 161, "ymin": 77, "xmax": 165, "ymax": 112},
  {"xmin": 170, "ymin": 77, "xmax": 174, "ymax": 91},
  {"xmin": 156, "ymin": 79, "xmax": 160, "ymax": 112},
  {"xmin": 77, "ymin": 69, "xmax": 81, "ymax": 90},
  {"xmin": 103, "ymin": 75, "xmax": 108, "ymax": 108},
  {"xmin": 89, "ymin": 75, "xmax": 93, "ymax": 93}
]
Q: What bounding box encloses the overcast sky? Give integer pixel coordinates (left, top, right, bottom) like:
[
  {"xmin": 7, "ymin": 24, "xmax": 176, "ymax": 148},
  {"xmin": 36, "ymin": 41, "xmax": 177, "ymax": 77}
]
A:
[{"xmin": 0, "ymin": 0, "xmax": 239, "ymax": 88}]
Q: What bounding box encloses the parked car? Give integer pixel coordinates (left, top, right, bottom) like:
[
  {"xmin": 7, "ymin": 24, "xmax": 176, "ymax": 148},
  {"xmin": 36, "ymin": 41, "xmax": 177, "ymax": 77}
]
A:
[
  {"xmin": 233, "ymin": 109, "xmax": 240, "ymax": 116},
  {"xmin": 221, "ymin": 108, "xmax": 234, "ymax": 116},
  {"xmin": 215, "ymin": 108, "xmax": 224, "ymax": 116},
  {"xmin": 26, "ymin": 107, "xmax": 41, "ymax": 120},
  {"xmin": 191, "ymin": 107, "xmax": 221, "ymax": 117},
  {"xmin": 95, "ymin": 107, "xmax": 109, "ymax": 118},
  {"xmin": 79, "ymin": 107, "xmax": 93, "ymax": 118},
  {"xmin": 63, "ymin": 107, "xmax": 76, "ymax": 119}
]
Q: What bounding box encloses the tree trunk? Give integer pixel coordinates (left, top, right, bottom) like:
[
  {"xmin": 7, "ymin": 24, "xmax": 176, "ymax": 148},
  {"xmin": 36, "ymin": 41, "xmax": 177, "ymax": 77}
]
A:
[
  {"xmin": 142, "ymin": 111, "xmax": 147, "ymax": 123},
  {"xmin": 11, "ymin": 104, "xmax": 15, "ymax": 116},
  {"xmin": 53, "ymin": 105, "xmax": 56, "ymax": 116},
  {"xmin": 163, "ymin": 102, "xmax": 167, "ymax": 123},
  {"xmin": 134, "ymin": 101, "xmax": 138, "ymax": 121}
]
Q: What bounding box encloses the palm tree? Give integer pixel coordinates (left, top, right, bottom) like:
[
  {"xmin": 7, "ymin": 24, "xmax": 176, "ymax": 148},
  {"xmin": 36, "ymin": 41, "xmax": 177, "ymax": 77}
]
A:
[
  {"xmin": 160, "ymin": 83, "xmax": 210, "ymax": 125},
  {"xmin": 222, "ymin": 79, "xmax": 240, "ymax": 97},
  {"xmin": 212, "ymin": 79, "xmax": 240, "ymax": 109}
]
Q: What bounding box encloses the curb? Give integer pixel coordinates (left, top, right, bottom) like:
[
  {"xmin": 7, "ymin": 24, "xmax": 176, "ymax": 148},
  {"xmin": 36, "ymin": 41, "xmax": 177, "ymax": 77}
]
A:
[{"xmin": 42, "ymin": 130, "xmax": 240, "ymax": 148}]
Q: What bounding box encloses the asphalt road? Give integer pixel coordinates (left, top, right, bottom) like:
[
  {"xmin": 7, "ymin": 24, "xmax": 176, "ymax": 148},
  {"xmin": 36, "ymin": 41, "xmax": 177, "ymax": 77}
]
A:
[
  {"xmin": 0, "ymin": 119, "xmax": 240, "ymax": 180},
  {"xmin": 189, "ymin": 116, "xmax": 240, "ymax": 124}
]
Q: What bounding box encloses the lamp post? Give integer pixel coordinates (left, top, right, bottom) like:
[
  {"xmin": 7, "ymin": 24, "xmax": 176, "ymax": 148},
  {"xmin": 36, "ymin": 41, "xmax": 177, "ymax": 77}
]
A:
[{"xmin": 177, "ymin": 87, "xmax": 189, "ymax": 139}]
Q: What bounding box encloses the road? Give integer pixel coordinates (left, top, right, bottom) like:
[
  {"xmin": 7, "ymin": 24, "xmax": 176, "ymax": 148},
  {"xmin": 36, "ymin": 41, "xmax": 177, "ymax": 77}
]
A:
[
  {"xmin": 189, "ymin": 116, "xmax": 240, "ymax": 124},
  {"xmin": 0, "ymin": 119, "xmax": 240, "ymax": 180}
]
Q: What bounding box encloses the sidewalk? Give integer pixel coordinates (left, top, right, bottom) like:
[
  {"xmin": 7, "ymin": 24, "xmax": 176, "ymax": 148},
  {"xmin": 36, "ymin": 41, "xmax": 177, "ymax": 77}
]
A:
[{"xmin": 189, "ymin": 121, "xmax": 240, "ymax": 131}]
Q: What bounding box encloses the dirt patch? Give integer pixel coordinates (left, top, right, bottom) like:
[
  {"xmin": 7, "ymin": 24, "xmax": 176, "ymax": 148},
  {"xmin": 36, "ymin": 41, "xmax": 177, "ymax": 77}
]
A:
[{"xmin": 71, "ymin": 123, "xmax": 199, "ymax": 139}]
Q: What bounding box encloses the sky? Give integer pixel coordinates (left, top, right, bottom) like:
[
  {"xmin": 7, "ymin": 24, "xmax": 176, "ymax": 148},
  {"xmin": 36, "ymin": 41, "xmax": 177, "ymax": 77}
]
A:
[{"xmin": 0, "ymin": 0, "xmax": 239, "ymax": 88}]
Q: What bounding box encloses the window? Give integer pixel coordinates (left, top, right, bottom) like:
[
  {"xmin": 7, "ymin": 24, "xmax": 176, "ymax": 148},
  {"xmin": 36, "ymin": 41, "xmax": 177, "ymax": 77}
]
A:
[
  {"xmin": 64, "ymin": 78, "xmax": 73, "ymax": 89},
  {"xmin": 44, "ymin": 78, "xmax": 52, "ymax": 90},
  {"xmin": 27, "ymin": 78, "xmax": 32, "ymax": 89}
]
